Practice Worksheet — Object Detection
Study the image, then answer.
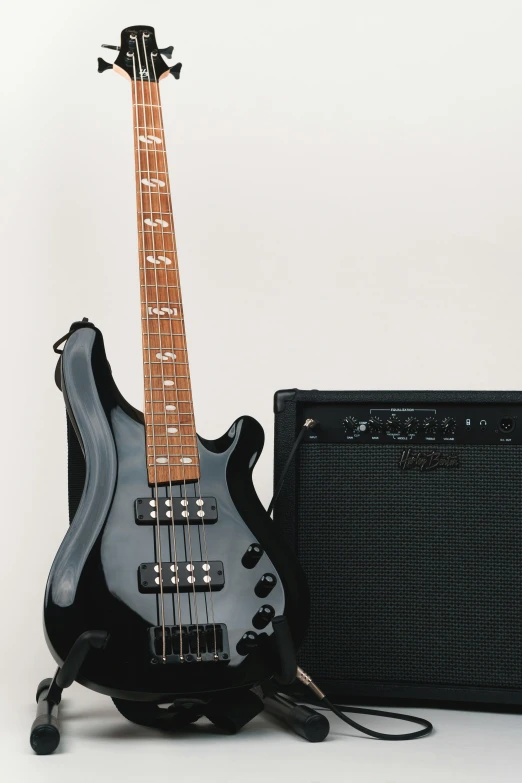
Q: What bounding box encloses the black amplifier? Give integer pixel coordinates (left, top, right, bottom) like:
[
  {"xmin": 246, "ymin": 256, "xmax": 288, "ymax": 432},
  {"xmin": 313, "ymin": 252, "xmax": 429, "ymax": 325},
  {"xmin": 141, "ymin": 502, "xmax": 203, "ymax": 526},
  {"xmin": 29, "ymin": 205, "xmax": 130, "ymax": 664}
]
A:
[{"xmin": 274, "ymin": 389, "xmax": 522, "ymax": 706}]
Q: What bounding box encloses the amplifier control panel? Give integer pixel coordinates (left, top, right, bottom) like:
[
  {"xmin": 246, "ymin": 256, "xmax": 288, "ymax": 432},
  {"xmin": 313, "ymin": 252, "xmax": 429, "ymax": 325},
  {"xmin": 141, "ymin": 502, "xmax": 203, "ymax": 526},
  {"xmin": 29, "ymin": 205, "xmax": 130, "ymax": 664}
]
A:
[{"xmin": 299, "ymin": 403, "xmax": 522, "ymax": 445}]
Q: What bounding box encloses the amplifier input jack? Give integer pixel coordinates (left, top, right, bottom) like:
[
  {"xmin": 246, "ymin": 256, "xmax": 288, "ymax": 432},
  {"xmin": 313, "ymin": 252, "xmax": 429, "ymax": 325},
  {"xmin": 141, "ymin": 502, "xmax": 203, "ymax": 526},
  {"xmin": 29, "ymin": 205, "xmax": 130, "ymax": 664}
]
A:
[{"xmin": 498, "ymin": 416, "xmax": 515, "ymax": 434}]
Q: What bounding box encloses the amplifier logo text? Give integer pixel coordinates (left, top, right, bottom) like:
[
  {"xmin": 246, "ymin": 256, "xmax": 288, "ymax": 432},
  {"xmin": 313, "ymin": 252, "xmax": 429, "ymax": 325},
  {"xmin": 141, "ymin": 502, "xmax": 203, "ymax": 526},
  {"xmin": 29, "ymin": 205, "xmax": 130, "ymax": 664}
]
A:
[{"xmin": 399, "ymin": 448, "xmax": 459, "ymax": 471}]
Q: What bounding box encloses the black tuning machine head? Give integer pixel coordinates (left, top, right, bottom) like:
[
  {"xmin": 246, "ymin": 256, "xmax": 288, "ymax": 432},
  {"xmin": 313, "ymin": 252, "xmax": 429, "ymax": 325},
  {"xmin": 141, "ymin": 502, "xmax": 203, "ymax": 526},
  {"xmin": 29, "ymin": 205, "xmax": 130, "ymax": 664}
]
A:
[
  {"xmin": 158, "ymin": 46, "xmax": 174, "ymax": 59},
  {"xmin": 97, "ymin": 58, "xmax": 113, "ymax": 73},
  {"xmin": 99, "ymin": 26, "xmax": 182, "ymax": 82}
]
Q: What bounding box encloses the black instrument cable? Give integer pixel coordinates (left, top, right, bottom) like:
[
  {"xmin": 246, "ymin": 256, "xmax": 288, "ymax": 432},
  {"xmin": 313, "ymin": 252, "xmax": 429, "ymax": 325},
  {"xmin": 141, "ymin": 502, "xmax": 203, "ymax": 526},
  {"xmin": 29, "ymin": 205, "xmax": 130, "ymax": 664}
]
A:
[
  {"xmin": 268, "ymin": 420, "xmax": 434, "ymax": 741},
  {"xmin": 297, "ymin": 667, "xmax": 432, "ymax": 740},
  {"xmin": 268, "ymin": 417, "xmax": 317, "ymax": 517}
]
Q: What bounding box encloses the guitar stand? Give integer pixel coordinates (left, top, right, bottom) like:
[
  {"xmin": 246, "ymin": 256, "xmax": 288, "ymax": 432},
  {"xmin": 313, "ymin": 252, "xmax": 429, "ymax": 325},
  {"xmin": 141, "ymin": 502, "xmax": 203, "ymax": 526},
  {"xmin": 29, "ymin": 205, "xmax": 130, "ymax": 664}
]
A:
[
  {"xmin": 31, "ymin": 617, "xmax": 326, "ymax": 754},
  {"xmin": 30, "ymin": 630, "xmax": 109, "ymax": 755}
]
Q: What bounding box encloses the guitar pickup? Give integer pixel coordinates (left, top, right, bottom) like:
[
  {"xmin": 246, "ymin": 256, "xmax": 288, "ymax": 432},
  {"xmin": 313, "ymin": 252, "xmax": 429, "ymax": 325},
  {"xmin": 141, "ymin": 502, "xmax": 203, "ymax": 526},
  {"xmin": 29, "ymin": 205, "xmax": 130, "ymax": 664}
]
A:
[
  {"xmin": 138, "ymin": 561, "xmax": 225, "ymax": 592},
  {"xmin": 135, "ymin": 497, "xmax": 217, "ymax": 524}
]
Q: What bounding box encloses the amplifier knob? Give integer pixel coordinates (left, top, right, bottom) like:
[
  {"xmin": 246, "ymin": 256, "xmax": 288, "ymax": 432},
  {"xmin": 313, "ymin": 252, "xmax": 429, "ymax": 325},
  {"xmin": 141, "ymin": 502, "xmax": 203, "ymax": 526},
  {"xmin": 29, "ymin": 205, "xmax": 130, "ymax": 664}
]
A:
[
  {"xmin": 386, "ymin": 415, "xmax": 401, "ymax": 434},
  {"xmin": 442, "ymin": 417, "xmax": 457, "ymax": 436},
  {"xmin": 343, "ymin": 416, "xmax": 359, "ymax": 433},
  {"xmin": 405, "ymin": 416, "xmax": 420, "ymax": 435},
  {"xmin": 423, "ymin": 416, "xmax": 438, "ymax": 435},
  {"xmin": 368, "ymin": 416, "xmax": 383, "ymax": 433}
]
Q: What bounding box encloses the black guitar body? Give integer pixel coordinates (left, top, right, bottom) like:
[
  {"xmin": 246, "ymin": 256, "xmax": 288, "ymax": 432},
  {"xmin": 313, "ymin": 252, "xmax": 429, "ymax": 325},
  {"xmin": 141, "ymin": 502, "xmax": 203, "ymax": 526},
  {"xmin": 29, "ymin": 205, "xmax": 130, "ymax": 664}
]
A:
[{"xmin": 44, "ymin": 323, "xmax": 309, "ymax": 702}]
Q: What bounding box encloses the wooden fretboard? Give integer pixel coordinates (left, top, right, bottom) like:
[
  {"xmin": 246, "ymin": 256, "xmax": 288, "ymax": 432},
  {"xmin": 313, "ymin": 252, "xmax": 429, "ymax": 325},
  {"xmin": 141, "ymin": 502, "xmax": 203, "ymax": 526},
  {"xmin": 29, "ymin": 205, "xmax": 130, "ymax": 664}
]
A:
[{"xmin": 132, "ymin": 78, "xmax": 199, "ymax": 484}]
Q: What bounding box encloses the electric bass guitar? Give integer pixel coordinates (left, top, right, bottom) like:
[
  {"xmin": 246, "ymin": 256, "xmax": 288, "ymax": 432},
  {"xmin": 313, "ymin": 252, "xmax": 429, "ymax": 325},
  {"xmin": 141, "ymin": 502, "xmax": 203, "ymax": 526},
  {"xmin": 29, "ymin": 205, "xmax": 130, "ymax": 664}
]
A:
[{"xmin": 44, "ymin": 24, "xmax": 309, "ymax": 701}]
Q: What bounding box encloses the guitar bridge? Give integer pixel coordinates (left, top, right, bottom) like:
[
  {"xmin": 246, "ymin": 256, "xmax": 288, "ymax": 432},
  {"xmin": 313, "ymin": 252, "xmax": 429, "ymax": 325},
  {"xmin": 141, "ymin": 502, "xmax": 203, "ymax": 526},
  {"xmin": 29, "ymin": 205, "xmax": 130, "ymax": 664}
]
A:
[{"xmin": 149, "ymin": 624, "xmax": 230, "ymax": 663}]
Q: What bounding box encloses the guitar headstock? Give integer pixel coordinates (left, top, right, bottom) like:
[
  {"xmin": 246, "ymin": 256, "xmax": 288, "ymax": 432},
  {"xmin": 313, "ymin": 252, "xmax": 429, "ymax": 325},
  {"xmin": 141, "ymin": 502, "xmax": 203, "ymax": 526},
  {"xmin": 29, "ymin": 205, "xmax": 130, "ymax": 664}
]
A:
[{"xmin": 98, "ymin": 25, "xmax": 182, "ymax": 81}]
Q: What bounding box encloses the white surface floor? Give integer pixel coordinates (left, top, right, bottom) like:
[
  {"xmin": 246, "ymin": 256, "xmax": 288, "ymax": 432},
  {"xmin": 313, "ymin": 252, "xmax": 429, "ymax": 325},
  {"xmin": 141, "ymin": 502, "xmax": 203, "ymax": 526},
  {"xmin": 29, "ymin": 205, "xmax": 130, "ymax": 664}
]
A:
[{"xmin": 5, "ymin": 685, "xmax": 522, "ymax": 782}]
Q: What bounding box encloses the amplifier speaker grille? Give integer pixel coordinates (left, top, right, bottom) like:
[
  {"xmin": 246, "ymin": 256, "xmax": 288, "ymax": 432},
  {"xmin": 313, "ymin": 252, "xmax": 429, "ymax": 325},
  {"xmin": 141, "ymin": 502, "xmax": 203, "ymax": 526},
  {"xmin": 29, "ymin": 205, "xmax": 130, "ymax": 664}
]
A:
[{"xmin": 296, "ymin": 443, "xmax": 522, "ymax": 689}]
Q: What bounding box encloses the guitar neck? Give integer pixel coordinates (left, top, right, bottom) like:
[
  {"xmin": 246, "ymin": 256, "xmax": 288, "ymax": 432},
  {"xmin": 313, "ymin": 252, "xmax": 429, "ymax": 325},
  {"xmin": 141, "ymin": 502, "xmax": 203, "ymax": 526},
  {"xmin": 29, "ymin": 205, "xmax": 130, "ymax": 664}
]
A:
[{"xmin": 132, "ymin": 78, "xmax": 199, "ymax": 484}]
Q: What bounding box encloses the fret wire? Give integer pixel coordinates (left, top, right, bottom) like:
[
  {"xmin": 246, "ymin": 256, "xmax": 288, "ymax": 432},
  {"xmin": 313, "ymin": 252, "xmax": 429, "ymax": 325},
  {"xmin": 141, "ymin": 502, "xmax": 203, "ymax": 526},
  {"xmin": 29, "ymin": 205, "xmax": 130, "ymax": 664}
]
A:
[
  {"xmin": 144, "ymin": 403, "xmax": 193, "ymax": 407},
  {"xmin": 135, "ymin": 87, "xmax": 200, "ymax": 483},
  {"xmin": 148, "ymin": 449, "xmax": 199, "ymax": 453},
  {"xmin": 147, "ymin": 436, "xmax": 197, "ymax": 440},
  {"xmin": 148, "ymin": 459, "xmax": 200, "ymax": 462},
  {"xmin": 145, "ymin": 386, "xmax": 192, "ymax": 402},
  {"xmin": 140, "ymin": 281, "xmax": 180, "ymax": 285},
  {"xmin": 146, "ymin": 423, "xmax": 195, "ymax": 427},
  {"xmin": 148, "ymin": 463, "xmax": 200, "ymax": 466}
]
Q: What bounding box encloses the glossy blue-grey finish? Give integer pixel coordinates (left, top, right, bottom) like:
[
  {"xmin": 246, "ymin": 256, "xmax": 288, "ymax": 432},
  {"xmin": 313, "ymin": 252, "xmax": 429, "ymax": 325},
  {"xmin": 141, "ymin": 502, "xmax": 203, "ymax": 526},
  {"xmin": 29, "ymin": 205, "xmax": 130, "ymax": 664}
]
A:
[
  {"xmin": 44, "ymin": 326, "xmax": 309, "ymax": 701},
  {"xmin": 44, "ymin": 328, "xmax": 117, "ymax": 610}
]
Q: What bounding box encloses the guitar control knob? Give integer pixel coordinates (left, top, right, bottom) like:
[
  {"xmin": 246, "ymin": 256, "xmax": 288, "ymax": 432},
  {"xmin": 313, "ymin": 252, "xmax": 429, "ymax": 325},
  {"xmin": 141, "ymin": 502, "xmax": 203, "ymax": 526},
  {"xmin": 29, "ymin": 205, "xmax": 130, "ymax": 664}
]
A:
[
  {"xmin": 343, "ymin": 416, "xmax": 359, "ymax": 433},
  {"xmin": 368, "ymin": 416, "xmax": 383, "ymax": 433},
  {"xmin": 442, "ymin": 417, "xmax": 457, "ymax": 436},
  {"xmin": 255, "ymin": 573, "xmax": 277, "ymax": 598},
  {"xmin": 241, "ymin": 543, "xmax": 263, "ymax": 569},
  {"xmin": 252, "ymin": 605, "xmax": 275, "ymax": 630},
  {"xmin": 405, "ymin": 417, "xmax": 420, "ymax": 435},
  {"xmin": 386, "ymin": 415, "xmax": 401, "ymax": 434},
  {"xmin": 236, "ymin": 631, "xmax": 258, "ymax": 656},
  {"xmin": 423, "ymin": 416, "xmax": 438, "ymax": 436}
]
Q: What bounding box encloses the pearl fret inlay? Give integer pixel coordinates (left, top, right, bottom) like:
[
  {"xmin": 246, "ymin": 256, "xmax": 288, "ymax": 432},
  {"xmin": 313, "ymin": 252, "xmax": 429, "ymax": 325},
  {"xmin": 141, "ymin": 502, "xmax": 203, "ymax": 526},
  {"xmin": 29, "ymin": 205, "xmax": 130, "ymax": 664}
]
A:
[{"xmin": 134, "ymin": 80, "xmax": 199, "ymax": 484}]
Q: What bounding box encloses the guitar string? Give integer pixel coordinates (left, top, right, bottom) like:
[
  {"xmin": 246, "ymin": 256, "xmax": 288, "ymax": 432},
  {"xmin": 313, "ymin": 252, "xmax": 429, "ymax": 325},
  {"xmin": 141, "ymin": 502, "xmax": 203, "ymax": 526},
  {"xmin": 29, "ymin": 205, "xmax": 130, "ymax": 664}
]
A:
[
  {"xmin": 150, "ymin": 51, "xmax": 217, "ymax": 660},
  {"xmin": 140, "ymin": 34, "xmax": 201, "ymax": 661},
  {"xmin": 142, "ymin": 46, "xmax": 184, "ymax": 661},
  {"xmin": 132, "ymin": 40, "xmax": 167, "ymax": 662},
  {"xmin": 138, "ymin": 57, "xmax": 184, "ymax": 662},
  {"xmin": 151, "ymin": 56, "xmax": 219, "ymax": 659}
]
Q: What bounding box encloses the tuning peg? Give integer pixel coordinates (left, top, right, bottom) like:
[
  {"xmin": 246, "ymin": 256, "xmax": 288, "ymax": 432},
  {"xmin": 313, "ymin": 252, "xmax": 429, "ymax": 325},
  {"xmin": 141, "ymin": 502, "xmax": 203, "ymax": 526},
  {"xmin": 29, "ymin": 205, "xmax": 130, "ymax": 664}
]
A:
[
  {"xmin": 97, "ymin": 57, "xmax": 113, "ymax": 73},
  {"xmin": 170, "ymin": 63, "xmax": 182, "ymax": 79},
  {"xmin": 158, "ymin": 46, "xmax": 174, "ymax": 59},
  {"xmin": 101, "ymin": 44, "xmax": 120, "ymax": 51}
]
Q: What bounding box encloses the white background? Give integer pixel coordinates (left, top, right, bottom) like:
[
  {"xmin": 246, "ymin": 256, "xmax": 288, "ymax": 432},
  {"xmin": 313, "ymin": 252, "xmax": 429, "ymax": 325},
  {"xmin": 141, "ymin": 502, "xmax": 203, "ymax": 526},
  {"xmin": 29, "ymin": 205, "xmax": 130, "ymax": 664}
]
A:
[{"xmin": 2, "ymin": 0, "xmax": 522, "ymax": 779}]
